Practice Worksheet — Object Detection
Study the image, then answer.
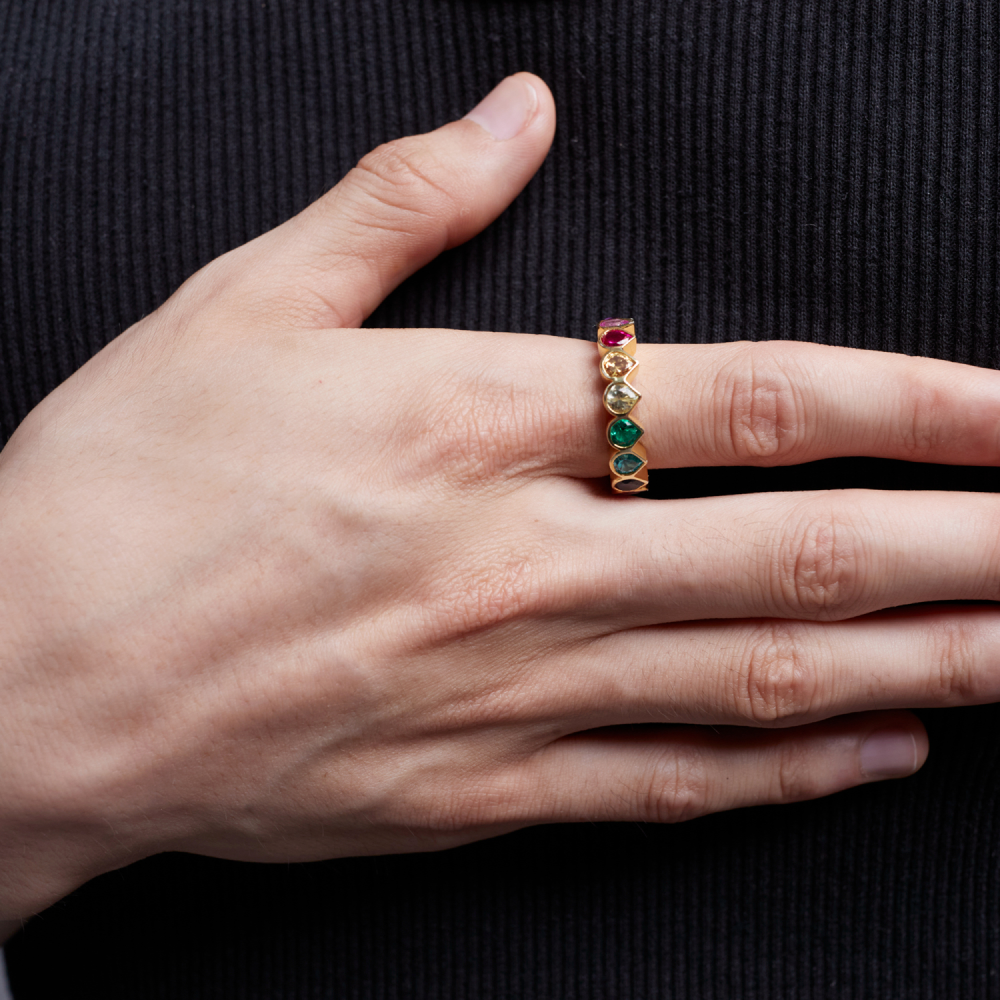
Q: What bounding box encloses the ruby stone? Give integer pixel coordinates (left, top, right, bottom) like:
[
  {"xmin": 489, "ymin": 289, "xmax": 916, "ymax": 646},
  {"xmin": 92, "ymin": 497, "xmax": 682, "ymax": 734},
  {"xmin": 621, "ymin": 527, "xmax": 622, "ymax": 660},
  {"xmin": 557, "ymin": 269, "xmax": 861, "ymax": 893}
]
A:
[{"xmin": 600, "ymin": 328, "xmax": 633, "ymax": 348}]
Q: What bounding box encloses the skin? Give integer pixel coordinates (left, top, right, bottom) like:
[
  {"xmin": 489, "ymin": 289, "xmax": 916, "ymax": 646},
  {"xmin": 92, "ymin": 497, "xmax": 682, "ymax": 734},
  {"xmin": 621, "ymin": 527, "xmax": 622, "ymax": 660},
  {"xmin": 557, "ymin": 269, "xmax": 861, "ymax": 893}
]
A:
[{"xmin": 3, "ymin": 72, "xmax": 1000, "ymax": 941}]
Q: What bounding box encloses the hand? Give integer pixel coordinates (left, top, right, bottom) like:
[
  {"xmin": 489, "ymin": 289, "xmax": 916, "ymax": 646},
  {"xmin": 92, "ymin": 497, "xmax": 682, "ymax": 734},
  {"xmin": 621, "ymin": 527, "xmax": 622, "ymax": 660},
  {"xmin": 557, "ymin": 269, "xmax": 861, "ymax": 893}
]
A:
[{"xmin": 4, "ymin": 72, "xmax": 1000, "ymax": 935}]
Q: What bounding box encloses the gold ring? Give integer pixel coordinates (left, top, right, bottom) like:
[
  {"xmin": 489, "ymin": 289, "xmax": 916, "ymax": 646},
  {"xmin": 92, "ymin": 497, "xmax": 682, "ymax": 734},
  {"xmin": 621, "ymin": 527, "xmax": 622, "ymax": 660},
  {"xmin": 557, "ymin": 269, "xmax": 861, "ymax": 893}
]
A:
[{"xmin": 597, "ymin": 317, "xmax": 648, "ymax": 493}]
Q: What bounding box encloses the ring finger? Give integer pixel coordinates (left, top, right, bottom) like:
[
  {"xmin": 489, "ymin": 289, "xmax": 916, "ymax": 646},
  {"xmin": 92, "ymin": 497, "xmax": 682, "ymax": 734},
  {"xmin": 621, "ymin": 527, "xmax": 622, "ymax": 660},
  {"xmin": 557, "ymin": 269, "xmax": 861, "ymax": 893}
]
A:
[{"xmin": 541, "ymin": 336, "xmax": 1000, "ymax": 477}]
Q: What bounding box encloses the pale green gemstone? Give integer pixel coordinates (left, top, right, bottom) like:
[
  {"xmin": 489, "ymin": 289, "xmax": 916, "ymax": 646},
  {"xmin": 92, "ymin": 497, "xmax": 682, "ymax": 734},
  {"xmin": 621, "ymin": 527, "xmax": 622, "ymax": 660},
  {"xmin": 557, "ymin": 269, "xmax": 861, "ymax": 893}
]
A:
[{"xmin": 604, "ymin": 381, "xmax": 641, "ymax": 415}]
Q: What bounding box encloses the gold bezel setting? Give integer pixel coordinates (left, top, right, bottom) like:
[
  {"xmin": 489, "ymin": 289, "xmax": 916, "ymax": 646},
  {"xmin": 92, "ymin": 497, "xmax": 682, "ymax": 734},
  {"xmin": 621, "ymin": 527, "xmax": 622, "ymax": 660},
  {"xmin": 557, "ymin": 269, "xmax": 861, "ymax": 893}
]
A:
[
  {"xmin": 609, "ymin": 444, "xmax": 648, "ymax": 477},
  {"xmin": 600, "ymin": 351, "xmax": 638, "ymax": 380},
  {"xmin": 603, "ymin": 380, "xmax": 641, "ymax": 415},
  {"xmin": 597, "ymin": 318, "xmax": 649, "ymax": 494}
]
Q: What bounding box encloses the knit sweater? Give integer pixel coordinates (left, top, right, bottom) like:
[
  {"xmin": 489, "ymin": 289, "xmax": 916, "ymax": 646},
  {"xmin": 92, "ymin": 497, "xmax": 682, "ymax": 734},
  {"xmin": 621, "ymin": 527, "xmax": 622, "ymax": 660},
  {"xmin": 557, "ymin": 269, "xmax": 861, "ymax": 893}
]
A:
[{"xmin": 3, "ymin": 1, "xmax": 1000, "ymax": 996}]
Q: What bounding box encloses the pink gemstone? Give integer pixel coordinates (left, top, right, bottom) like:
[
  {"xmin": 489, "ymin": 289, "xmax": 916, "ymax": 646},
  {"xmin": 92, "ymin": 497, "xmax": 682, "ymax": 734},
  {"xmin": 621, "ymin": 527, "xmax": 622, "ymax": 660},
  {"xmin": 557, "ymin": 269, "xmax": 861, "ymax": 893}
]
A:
[
  {"xmin": 599, "ymin": 317, "xmax": 633, "ymax": 329},
  {"xmin": 600, "ymin": 328, "xmax": 634, "ymax": 348}
]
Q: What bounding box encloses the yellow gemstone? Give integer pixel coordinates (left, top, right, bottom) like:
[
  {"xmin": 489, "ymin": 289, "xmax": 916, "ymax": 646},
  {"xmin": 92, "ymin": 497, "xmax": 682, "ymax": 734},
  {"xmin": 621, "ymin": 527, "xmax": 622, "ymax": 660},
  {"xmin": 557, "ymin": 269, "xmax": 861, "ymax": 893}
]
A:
[{"xmin": 601, "ymin": 352, "xmax": 636, "ymax": 379}]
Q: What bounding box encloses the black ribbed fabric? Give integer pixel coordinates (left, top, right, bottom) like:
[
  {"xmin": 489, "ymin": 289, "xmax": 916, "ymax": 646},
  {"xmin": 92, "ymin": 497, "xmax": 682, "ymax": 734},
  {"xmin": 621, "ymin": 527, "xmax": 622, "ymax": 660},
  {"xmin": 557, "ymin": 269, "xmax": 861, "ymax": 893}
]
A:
[{"xmin": 4, "ymin": 1, "xmax": 1000, "ymax": 997}]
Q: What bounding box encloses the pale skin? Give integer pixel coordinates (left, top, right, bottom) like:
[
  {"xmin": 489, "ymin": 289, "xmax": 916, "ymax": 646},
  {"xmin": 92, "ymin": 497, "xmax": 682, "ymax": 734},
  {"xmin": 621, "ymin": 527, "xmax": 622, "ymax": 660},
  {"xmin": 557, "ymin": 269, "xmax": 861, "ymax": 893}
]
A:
[{"xmin": 6, "ymin": 72, "xmax": 1000, "ymax": 943}]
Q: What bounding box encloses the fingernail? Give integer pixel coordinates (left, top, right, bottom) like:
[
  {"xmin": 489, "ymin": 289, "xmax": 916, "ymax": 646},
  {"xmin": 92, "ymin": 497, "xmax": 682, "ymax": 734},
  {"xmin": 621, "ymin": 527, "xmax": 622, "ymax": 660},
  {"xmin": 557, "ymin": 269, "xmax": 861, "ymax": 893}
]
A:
[
  {"xmin": 860, "ymin": 730, "xmax": 918, "ymax": 778},
  {"xmin": 463, "ymin": 76, "xmax": 538, "ymax": 140}
]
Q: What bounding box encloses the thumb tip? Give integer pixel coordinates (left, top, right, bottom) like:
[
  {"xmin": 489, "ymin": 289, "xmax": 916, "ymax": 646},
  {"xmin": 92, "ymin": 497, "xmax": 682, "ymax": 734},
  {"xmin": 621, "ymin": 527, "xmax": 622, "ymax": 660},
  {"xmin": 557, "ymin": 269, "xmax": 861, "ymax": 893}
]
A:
[{"xmin": 463, "ymin": 73, "xmax": 554, "ymax": 142}]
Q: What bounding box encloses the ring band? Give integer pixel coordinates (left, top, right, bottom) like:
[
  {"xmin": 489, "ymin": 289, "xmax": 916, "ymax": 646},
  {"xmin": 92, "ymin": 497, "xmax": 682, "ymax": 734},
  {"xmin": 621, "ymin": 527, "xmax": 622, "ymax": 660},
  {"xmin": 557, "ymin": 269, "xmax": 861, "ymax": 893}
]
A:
[{"xmin": 597, "ymin": 317, "xmax": 648, "ymax": 493}]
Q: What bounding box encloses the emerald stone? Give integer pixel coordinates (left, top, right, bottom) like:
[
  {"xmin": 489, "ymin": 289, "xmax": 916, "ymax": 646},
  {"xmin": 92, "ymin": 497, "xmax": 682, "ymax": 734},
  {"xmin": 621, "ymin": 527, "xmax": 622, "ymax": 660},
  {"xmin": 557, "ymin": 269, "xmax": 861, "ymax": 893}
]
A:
[
  {"xmin": 615, "ymin": 478, "xmax": 647, "ymax": 492},
  {"xmin": 613, "ymin": 452, "xmax": 645, "ymax": 476},
  {"xmin": 607, "ymin": 417, "xmax": 643, "ymax": 448}
]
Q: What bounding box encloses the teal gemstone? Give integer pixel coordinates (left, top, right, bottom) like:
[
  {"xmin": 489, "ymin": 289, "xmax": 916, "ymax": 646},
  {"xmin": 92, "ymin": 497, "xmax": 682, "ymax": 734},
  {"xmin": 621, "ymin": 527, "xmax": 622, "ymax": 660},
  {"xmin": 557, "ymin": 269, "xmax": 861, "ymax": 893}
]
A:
[
  {"xmin": 615, "ymin": 478, "xmax": 646, "ymax": 492},
  {"xmin": 613, "ymin": 452, "xmax": 645, "ymax": 476},
  {"xmin": 607, "ymin": 417, "xmax": 643, "ymax": 449}
]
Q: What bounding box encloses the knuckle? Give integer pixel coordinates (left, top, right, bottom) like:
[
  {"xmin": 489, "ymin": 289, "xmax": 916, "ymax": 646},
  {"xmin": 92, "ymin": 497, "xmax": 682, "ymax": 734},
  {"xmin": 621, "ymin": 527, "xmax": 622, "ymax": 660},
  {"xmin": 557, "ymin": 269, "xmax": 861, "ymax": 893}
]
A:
[
  {"xmin": 373, "ymin": 755, "xmax": 530, "ymax": 841},
  {"xmin": 176, "ymin": 246, "xmax": 357, "ymax": 333},
  {"xmin": 928, "ymin": 619, "xmax": 980, "ymax": 703},
  {"xmin": 713, "ymin": 345, "xmax": 807, "ymax": 463},
  {"xmin": 407, "ymin": 370, "xmax": 551, "ymax": 483},
  {"xmin": 434, "ymin": 377, "xmax": 522, "ymax": 474},
  {"xmin": 425, "ymin": 542, "xmax": 548, "ymax": 638},
  {"xmin": 157, "ymin": 251, "xmax": 274, "ymax": 333},
  {"xmin": 737, "ymin": 623, "xmax": 819, "ymax": 724},
  {"xmin": 772, "ymin": 742, "xmax": 822, "ymax": 803},
  {"xmin": 352, "ymin": 137, "xmax": 458, "ymax": 228},
  {"xmin": 429, "ymin": 777, "xmax": 522, "ymax": 833},
  {"xmin": 463, "ymin": 553, "xmax": 541, "ymax": 630},
  {"xmin": 775, "ymin": 504, "xmax": 863, "ymax": 617},
  {"xmin": 263, "ymin": 281, "xmax": 356, "ymax": 331},
  {"xmin": 897, "ymin": 378, "xmax": 950, "ymax": 460},
  {"xmin": 637, "ymin": 747, "xmax": 710, "ymax": 823}
]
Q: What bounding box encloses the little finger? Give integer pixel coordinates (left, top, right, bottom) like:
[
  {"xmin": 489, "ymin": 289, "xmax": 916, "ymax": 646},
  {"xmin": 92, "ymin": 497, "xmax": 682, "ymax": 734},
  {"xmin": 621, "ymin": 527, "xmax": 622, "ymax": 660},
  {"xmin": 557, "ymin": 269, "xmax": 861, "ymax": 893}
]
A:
[{"xmin": 519, "ymin": 711, "xmax": 926, "ymax": 825}]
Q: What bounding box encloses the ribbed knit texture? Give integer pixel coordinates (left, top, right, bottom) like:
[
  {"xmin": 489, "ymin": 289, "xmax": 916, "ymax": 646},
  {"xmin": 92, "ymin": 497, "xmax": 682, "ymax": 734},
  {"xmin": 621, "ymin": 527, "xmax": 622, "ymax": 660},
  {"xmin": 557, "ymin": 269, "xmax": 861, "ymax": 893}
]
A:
[{"xmin": 3, "ymin": 1, "xmax": 1000, "ymax": 997}]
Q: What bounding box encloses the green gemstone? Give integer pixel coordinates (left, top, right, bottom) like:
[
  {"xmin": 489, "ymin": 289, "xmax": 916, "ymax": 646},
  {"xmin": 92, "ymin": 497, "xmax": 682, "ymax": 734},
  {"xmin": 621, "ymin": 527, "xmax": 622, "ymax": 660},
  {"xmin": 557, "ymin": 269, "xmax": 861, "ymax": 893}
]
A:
[
  {"xmin": 607, "ymin": 417, "xmax": 643, "ymax": 449},
  {"xmin": 613, "ymin": 452, "xmax": 645, "ymax": 476}
]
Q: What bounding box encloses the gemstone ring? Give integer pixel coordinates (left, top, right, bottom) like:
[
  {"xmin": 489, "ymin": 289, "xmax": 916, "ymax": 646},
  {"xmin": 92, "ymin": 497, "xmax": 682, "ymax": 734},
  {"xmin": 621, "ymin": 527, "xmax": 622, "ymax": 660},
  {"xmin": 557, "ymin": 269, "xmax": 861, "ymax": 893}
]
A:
[{"xmin": 597, "ymin": 317, "xmax": 648, "ymax": 493}]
